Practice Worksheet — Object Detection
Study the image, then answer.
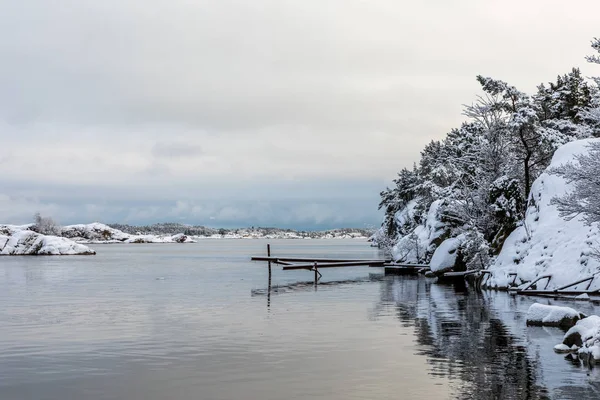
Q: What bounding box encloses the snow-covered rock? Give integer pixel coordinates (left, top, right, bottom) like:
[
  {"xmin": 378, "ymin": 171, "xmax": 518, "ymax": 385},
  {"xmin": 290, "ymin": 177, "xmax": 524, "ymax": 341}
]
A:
[
  {"xmin": 62, "ymin": 222, "xmax": 131, "ymax": 242},
  {"xmin": 61, "ymin": 223, "xmax": 196, "ymax": 244},
  {"xmin": 559, "ymin": 315, "xmax": 600, "ymax": 349},
  {"xmin": 553, "ymin": 315, "xmax": 600, "ymax": 364},
  {"xmin": 488, "ymin": 139, "xmax": 600, "ymax": 289},
  {"xmin": 429, "ymin": 235, "xmax": 465, "ymax": 273},
  {"xmin": 526, "ymin": 303, "xmax": 584, "ymax": 328},
  {"xmin": 0, "ymin": 225, "xmax": 95, "ymax": 255}
]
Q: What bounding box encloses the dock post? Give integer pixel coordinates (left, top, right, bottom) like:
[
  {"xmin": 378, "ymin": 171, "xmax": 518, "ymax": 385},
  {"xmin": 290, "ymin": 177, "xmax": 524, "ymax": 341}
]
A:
[
  {"xmin": 267, "ymin": 244, "xmax": 272, "ymax": 280},
  {"xmin": 267, "ymin": 244, "xmax": 272, "ymax": 308},
  {"xmin": 314, "ymin": 262, "xmax": 318, "ymax": 285}
]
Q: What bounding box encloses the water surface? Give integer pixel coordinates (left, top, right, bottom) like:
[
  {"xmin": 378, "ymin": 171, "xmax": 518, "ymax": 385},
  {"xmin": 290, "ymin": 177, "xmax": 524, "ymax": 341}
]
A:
[{"xmin": 1, "ymin": 239, "xmax": 599, "ymax": 399}]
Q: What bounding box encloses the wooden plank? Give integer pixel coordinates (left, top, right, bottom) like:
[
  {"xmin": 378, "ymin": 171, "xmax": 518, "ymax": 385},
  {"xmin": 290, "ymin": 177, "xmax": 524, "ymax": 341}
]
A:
[
  {"xmin": 519, "ymin": 275, "xmax": 552, "ymax": 292},
  {"xmin": 436, "ymin": 270, "xmax": 478, "ymax": 284},
  {"xmin": 389, "ymin": 263, "xmax": 430, "ymax": 268},
  {"xmin": 273, "ymin": 260, "xmax": 294, "ymax": 266},
  {"xmin": 252, "ymin": 256, "xmax": 390, "ymax": 263},
  {"xmin": 517, "ymin": 289, "xmax": 600, "ymax": 296},
  {"xmin": 442, "ymin": 271, "xmax": 479, "ymax": 277},
  {"xmin": 383, "ymin": 263, "xmax": 429, "ymax": 268},
  {"xmin": 282, "ymin": 260, "xmax": 386, "ymax": 270}
]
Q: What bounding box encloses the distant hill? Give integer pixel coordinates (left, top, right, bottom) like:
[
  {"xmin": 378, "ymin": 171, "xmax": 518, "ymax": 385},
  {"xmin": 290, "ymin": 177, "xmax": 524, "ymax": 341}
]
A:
[{"xmin": 107, "ymin": 223, "xmax": 374, "ymax": 239}]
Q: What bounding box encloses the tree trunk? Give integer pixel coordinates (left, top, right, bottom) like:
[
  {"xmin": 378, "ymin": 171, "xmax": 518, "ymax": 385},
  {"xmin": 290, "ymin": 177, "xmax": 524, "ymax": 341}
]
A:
[{"xmin": 524, "ymin": 151, "xmax": 531, "ymax": 200}]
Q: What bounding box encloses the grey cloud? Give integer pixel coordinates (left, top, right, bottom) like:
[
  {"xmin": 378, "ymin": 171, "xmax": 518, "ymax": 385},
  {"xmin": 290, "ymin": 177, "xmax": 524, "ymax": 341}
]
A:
[
  {"xmin": 151, "ymin": 142, "xmax": 203, "ymax": 159},
  {"xmin": 0, "ymin": 178, "xmax": 384, "ymax": 228},
  {"xmin": 1, "ymin": 0, "xmax": 600, "ymax": 227}
]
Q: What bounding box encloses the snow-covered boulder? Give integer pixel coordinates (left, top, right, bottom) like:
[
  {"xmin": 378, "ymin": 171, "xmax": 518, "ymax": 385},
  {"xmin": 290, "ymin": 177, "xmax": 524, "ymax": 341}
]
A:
[
  {"xmin": 0, "ymin": 225, "xmax": 95, "ymax": 255},
  {"xmin": 488, "ymin": 139, "xmax": 600, "ymax": 289},
  {"xmin": 553, "ymin": 315, "xmax": 600, "ymax": 365},
  {"xmin": 429, "ymin": 235, "xmax": 465, "ymax": 274},
  {"xmin": 558, "ymin": 315, "xmax": 600, "ymax": 350},
  {"xmin": 526, "ymin": 303, "xmax": 584, "ymax": 328}
]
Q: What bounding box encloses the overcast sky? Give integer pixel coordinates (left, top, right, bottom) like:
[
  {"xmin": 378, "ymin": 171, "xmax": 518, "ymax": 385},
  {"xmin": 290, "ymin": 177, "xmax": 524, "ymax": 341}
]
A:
[{"xmin": 1, "ymin": 0, "xmax": 599, "ymax": 229}]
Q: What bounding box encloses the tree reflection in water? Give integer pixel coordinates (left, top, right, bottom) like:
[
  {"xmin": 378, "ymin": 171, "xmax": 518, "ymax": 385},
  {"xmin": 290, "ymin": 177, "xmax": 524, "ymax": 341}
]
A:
[{"xmin": 375, "ymin": 275, "xmax": 600, "ymax": 400}]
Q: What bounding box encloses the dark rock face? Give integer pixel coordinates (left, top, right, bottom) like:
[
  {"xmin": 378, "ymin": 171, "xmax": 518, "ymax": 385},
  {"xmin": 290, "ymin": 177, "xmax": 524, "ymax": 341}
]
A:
[{"xmin": 563, "ymin": 330, "xmax": 583, "ymax": 348}]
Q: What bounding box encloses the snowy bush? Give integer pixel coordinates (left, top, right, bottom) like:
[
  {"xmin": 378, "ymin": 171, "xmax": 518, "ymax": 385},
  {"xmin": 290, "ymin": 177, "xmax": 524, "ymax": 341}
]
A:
[{"xmin": 32, "ymin": 213, "xmax": 61, "ymax": 236}]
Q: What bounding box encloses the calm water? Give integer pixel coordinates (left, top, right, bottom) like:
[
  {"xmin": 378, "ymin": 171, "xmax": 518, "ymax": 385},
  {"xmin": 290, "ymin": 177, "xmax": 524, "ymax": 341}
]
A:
[{"xmin": 1, "ymin": 239, "xmax": 600, "ymax": 400}]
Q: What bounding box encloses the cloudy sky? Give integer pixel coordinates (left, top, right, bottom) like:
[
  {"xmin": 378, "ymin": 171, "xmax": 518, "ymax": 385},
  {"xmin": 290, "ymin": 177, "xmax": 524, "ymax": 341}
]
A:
[{"xmin": 1, "ymin": 0, "xmax": 599, "ymax": 229}]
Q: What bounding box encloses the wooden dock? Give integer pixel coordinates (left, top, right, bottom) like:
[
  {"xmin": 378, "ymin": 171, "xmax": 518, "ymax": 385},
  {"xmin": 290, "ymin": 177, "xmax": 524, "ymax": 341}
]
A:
[
  {"xmin": 251, "ymin": 256, "xmax": 390, "ymax": 263},
  {"xmin": 282, "ymin": 260, "xmax": 387, "ymax": 270},
  {"xmin": 251, "ymin": 244, "xmax": 392, "ymax": 284}
]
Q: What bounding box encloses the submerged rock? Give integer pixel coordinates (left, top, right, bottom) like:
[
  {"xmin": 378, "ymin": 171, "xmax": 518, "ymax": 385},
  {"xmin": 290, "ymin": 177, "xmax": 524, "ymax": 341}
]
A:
[{"xmin": 526, "ymin": 303, "xmax": 584, "ymax": 329}]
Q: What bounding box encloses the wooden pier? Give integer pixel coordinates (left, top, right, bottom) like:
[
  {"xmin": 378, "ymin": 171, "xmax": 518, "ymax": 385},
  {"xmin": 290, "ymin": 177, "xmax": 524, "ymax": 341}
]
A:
[
  {"xmin": 251, "ymin": 244, "xmax": 394, "ymax": 284},
  {"xmin": 250, "ymin": 244, "xmax": 441, "ymax": 286}
]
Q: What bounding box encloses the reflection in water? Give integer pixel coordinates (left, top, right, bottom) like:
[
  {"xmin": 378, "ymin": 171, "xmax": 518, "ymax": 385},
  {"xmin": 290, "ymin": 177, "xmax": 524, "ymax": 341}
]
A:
[
  {"xmin": 251, "ymin": 273, "xmax": 384, "ymax": 297},
  {"xmin": 376, "ymin": 276, "xmax": 600, "ymax": 400}
]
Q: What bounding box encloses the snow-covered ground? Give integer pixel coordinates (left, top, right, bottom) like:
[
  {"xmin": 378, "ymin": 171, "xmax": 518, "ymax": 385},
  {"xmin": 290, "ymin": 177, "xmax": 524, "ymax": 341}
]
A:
[
  {"xmin": 0, "ymin": 225, "xmax": 95, "ymax": 255},
  {"xmin": 488, "ymin": 139, "xmax": 600, "ymax": 289}
]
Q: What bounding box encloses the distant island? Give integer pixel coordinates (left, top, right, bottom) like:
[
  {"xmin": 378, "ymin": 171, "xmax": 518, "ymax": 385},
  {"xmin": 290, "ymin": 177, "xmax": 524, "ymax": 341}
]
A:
[
  {"xmin": 108, "ymin": 222, "xmax": 374, "ymax": 240},
  {"xmin": 1, "ymin": 219, "xmax": 374, "ymax": 256}
]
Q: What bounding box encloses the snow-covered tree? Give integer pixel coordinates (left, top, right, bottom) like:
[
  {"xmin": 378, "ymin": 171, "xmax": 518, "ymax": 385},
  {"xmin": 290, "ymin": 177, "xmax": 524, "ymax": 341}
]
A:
[
  {"xmin": 551, "ymin": 141, "xmax": 600, "ymax": 225},
  {"xmin": 378, "ymin": 166, "xmax": 420, "ymax": 239},
  {"xmin": 551, "ymin": 38, "xmax": 600, "ymax": 225},
  {"xmin": 32, "ymin": 213, "xmax": 61, "ymax": 236}
]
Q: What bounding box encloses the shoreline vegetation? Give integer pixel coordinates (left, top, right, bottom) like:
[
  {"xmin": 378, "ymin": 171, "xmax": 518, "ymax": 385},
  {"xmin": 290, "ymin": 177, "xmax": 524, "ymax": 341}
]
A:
[
  {"xmin": 373, "ymin": 37, "xmax": 600, "ymax": 291},
  {"xmin": 370, "ymin": 37, "xmax": 600, "ymax": 366}
]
